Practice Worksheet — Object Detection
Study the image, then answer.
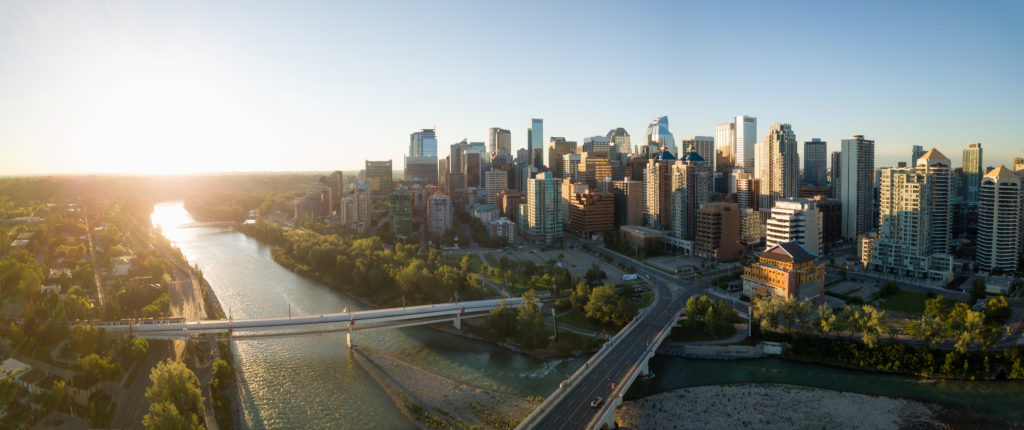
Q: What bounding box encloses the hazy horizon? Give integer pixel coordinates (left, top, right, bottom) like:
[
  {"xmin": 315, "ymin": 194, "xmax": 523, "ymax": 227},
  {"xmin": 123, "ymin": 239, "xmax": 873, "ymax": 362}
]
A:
[{"xmin": 2, "ymin": 1, "xmax": 1022, "ymax": 175}]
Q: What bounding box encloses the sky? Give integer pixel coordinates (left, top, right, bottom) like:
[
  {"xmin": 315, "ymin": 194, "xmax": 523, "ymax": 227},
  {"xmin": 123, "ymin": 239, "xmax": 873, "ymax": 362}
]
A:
[{"xmin": 0, "ymin": 0, "xmax": 1022, "ymax": 175}]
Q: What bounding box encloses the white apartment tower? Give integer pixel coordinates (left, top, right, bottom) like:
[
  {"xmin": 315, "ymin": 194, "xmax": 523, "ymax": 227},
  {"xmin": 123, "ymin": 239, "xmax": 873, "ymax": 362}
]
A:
[
  {"xmin": 839, "ymin": 135, "xmax": 875, "ymax": 239},
  {"xmin": 976, "ymin": 166, "xmax": 1022, "ymax": 273},
  {"xmin": 765, "ymin": 199, "xmax": 823, "ymax": 255},
  {"xmin": 735, "ymin": 115, "xmax": 757, "ymax": 172},
  {"xmin": 861, "ymin": 149, "xmax": 953, "ymax": 281}
]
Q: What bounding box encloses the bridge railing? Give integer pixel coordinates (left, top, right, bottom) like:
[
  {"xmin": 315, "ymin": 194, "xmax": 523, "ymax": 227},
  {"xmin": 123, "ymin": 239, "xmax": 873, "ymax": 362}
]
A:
[
  {"xmin": 515, "ymin": 289, "xmax": 658, "ymax": 429},
  {"xmin": 585, "ymin": 306, "xmax": 679, "ymax": 430}
]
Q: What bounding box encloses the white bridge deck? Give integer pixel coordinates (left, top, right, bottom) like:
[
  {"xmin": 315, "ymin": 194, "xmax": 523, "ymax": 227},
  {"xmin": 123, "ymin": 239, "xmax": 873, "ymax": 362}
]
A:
[{"xmin": 90, "ymin": 297, "xmax": 526, "ymax": 341}]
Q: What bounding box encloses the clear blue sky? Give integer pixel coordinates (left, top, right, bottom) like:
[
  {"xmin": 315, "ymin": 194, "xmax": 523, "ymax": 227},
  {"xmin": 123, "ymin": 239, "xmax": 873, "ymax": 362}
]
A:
[{"xmin": 1, "ymin": 0, "xmax": 1021, "ymax": 175}]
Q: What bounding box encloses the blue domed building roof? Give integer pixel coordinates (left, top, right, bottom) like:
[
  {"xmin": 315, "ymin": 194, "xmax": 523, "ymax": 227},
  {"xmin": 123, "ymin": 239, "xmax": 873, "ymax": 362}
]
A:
[
  {"xmin": 652, "ymin": 150, "xmax": 676, "ymax": 161},
  {"xmin": 681, "ymin": 151, "xmax": 704, "ymax": 162}
]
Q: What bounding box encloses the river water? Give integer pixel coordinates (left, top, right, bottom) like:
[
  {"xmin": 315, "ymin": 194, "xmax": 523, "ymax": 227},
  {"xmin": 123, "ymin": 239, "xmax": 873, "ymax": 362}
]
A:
[
  {"xmin": 152, "ymin": 201, "xmax": 1023, "ymax": 428},
  {"xmin": 152, "ymin": 201, "xmax": 584, "ymax": 429}
]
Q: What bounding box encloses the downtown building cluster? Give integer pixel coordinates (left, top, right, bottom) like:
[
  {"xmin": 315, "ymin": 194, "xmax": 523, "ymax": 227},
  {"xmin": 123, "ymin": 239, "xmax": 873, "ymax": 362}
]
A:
[{"xmin": 294, "ymin": 115, "xmax": 1024, "ymax": 299}]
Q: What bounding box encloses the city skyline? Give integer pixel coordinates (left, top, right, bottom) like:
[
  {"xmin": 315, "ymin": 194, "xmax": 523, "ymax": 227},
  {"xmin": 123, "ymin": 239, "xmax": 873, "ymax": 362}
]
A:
[{"xmin": 1, "ymin": 1, "xmax": 1022, "ymax": 175}]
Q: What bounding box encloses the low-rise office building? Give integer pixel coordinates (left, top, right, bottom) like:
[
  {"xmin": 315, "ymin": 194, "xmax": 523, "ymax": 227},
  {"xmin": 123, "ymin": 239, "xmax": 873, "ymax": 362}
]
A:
[{"xmin": 742, "ymin": 241, "xmax": 824, "ymax": 301}]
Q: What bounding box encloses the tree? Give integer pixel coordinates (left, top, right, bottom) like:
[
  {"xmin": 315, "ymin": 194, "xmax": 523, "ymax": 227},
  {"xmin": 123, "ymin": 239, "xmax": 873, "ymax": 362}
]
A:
[
  {"xmin": 907, "ymin": 314, "xmax": 946, "ymax": 348},
  {"xmin": 460, "ymin": 255, "xmax": 474, "ymax": 274},
  {"xmin": 983, "ymin": 296, "xmax": 1012, "ymax": 326},
  {"xmin": 486, "ymin": 300, "xmax": 516, "ymax": 339},
  {"xmin": 817, "ymin": 303, "xmax": 842, "ymax": 336},
  {"xmin": 78, "ymin": 354, "xmax": 121, "ymax": 381},
  {"xmin": 585, "ymin": 285, "xmax": 629, "ymax": 327},
  {"xmin": 856, "ymin": 306, "xmax": 889, "ymax": 348},
  {"xmin": 144, "ymin": 359, "xmax": 204, "ymax": 430},
  {"xmin": 143, "ymin": 401, "xmax": 204, "ymax": 430},
  {"xmin": 570, "ymin": 282, "xmax": 591, "ymax": 310},
  {"xmin": 685, "ymin": 296, "xmax": 713, "ymax": 327},
  {"xmin": 212, "ymin": 359, "xmax": 234, "ymax": 391},
  {"xmin": 128, "ymin": 337, "xmax": 150, "ymax": 363},
  {"xmin": 516, "ymin": 290, "xmax": 546, "ymax": 348}
]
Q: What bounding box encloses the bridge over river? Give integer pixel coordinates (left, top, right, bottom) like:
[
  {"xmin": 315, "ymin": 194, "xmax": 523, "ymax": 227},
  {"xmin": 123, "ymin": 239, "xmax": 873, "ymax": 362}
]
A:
[{"xmin": 90, "ymin": 297, "xmax": 526, "ymax": 347}]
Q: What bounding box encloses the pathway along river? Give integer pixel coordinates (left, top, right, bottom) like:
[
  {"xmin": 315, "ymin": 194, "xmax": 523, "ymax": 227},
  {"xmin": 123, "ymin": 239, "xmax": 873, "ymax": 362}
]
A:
[{"xmin": 153, "ymin": 201, "xmax": 1022, "ymax": 428}]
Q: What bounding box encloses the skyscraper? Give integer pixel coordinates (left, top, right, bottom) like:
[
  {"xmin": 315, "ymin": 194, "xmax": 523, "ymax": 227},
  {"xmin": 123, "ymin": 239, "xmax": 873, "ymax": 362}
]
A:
[
  {"xmin": 582, "ymin": 136, "xmax": 610, "ymax": 156},
  {"xmin": 839, "ymin": 135, "xmax": 875, "ymax": 239},
  {"xmin": 548, "ymin": 137, "xmax": 577, "ymax": 179},
  {"xmin": 607, "ymin": 128, "xmax": 631, "ymax": 156},
  {"xmin": 519, "ymin": 172, "xmax": 563, "ymax": 245},
  {"xmin": 644, "ymin": 150, "xmax": 676, "ymax": 229},
  {"xmin": 803, "ymin": 138, "xmax": 828, "ymax": 186},
  {"xmin": 862, "ymin": 149, "xmax": 953, "ymax": 281},
  {"xmin": 757, "ymin": 123, "xmax": 800, "ymax": 210},
  {"xmin": 365, "ymin": 160, "xmax": 393, "ymax": 201},
  {"xmin": 735, "ymin": 115, "xmax": 757, "ymax": 172},
  {"xmin": 645, "ymin": 116, "xmax": 676, "ymax": 156},
  {"xmin": 976, "ymin": 166, "xmax": 1021, "ymax": 273},
  {"xmin": 715, "ymin": 122, "xmax": 736, "ymax": 172},
  {"xmin": 962, "ymin": 142, "xmax": 983, "ymax": 204},
  {"xmin": 528, "ymin": 118, "xmax": 543, "ymax": 168},
  {"xmin": 389, "ymin": 189, "xmax": 412, "ymax": 238},
  {"xmin": 484, "ymin": 168, "xmax": 508, "ymax": 206},
  {"xmin": 410, "ymin": 129, "xmax": 437, "ymax": 157},
  {"xmin": 427, "ymin": 194, "xmax": 453, "ymax": 235},
  {"xmin": 488, "ymin": 127, "xmax": 512, "ymax": 159},
  {"xmin": 670, "ymin": 151, "xmax": 712, "ymax": 240},
  {"xmin": 766, "ymin": 199, "xmax": 823, "ymax": 255},
  {"xmin": 612, "ymin": 177, "xmax": 644, "ymax": 227},
  {"xmin": 830, "ymin": 151, "xmax": 841, "ymax": 199},
  {"xmin": 911, "ymin": 145, "xmax": 926, "ymax": 166},
  {"xmin": 678, "ymin": 136, "xmax": 715, "ymax": 173}
]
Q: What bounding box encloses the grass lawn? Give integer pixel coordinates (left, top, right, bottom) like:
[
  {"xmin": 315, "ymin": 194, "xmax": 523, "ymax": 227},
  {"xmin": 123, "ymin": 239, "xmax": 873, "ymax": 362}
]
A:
[
  {"xmin": 557, "ymin": 309, "xmax": 608, "ymax": 333},
  {"xmin": 441, "ymin": 253, "xmax": 484, "ymax": 272},
  {"xmin": 875, "ymin": 290, "xmax": 929, "ymax": 314}
]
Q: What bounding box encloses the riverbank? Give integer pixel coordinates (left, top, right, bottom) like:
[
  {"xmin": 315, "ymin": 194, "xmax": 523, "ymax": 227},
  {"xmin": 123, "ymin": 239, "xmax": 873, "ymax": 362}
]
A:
[
  {"xmin": 352, "ymin": 345, "xmax": 541, "ymax": 429},
  {"xmin": 615, "ymin": 383, "xmax": 949, "ymax": 429}
]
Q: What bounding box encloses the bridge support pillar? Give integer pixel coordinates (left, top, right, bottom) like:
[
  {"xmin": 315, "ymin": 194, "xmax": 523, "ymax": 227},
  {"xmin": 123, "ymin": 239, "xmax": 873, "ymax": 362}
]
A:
[
  {"xmin": 453, "ymin": 313, "xmax": 462, "ymax": 330},
  {"xmin": 639, "ymin": 359, "xmax": 650, "ymax": 377},
  {"xmin": 346, "ymin": 331, "xmax": 353, "ymax": 349}
]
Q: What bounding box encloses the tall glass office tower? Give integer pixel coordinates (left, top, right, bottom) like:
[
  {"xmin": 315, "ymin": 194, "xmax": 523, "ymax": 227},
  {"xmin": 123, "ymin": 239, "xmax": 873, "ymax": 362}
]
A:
[
  {"xmin": 962, "ymin": 142, "xmax": 983, "ymax": 204},
  {"xmin": 645, "ymin": 116, "xmax": 676, "ymax": 155},
  {"xmin": 409, "ymin": 129, "xmax": 437, "ymax": 157},
  {"xmin": 528, "ymin": 118, "xmax": 543, "ymax": 168},
  {"xmin": 803, "ymin": 138, "xmax": 828, "ymax": 186},
  {"xmin": 735, "ymin": 115, "xmax": 757, "ymax": 172}
]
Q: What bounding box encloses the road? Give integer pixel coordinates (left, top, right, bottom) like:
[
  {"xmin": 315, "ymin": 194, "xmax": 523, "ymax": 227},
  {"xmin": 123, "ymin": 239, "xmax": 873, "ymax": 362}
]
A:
[{"xmin": 530, "ymin": 281, "xmax": 684, "ymax": 430}]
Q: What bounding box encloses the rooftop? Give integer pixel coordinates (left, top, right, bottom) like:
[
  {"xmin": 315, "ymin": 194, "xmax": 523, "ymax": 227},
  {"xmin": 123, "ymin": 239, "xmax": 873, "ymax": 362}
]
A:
[
  {"xmin": 984, "ymin": 164, "xmax": 1019, "ymax": 180},
  {"xmin": 761, "ymin": 241, "xmax": 817, "ymax": 264}
]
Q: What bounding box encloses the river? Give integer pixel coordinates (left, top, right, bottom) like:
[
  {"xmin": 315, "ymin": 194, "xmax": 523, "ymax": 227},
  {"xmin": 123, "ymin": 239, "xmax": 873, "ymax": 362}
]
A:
[
  {"xmin": 152, "ymin": 201, "xmax": 1022, "ymax": 428},
  {"xmin": 151, "ymin": 201, "xmax": 584, "ymax": 429}
]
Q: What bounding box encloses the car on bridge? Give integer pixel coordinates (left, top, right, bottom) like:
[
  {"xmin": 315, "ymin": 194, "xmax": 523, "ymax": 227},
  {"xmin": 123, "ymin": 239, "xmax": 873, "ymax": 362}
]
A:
[{"xmin": 590, "ymin": 396, "xmax": 603, "ymax": 408}]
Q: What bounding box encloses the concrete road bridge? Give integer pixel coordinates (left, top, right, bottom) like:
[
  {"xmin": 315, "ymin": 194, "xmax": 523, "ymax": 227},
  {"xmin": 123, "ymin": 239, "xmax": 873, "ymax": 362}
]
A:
[
  {"xmin": 88, "ymin": 297, "xmax": 526, "ymax": 347},
  {"xmin": 516, "ymin": 281, "xmax": 684, "ymax": 430}
]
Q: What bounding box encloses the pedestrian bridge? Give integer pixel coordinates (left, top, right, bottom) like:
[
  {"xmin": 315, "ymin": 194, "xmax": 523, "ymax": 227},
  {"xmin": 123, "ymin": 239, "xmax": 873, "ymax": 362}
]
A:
[
  {"xmin": 90, "ymin": 297, "xmax": 526, "ymax": 347},
  {"xmin": 174, "ymin": 221, "xmax": 239, "ymax": 229}
]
